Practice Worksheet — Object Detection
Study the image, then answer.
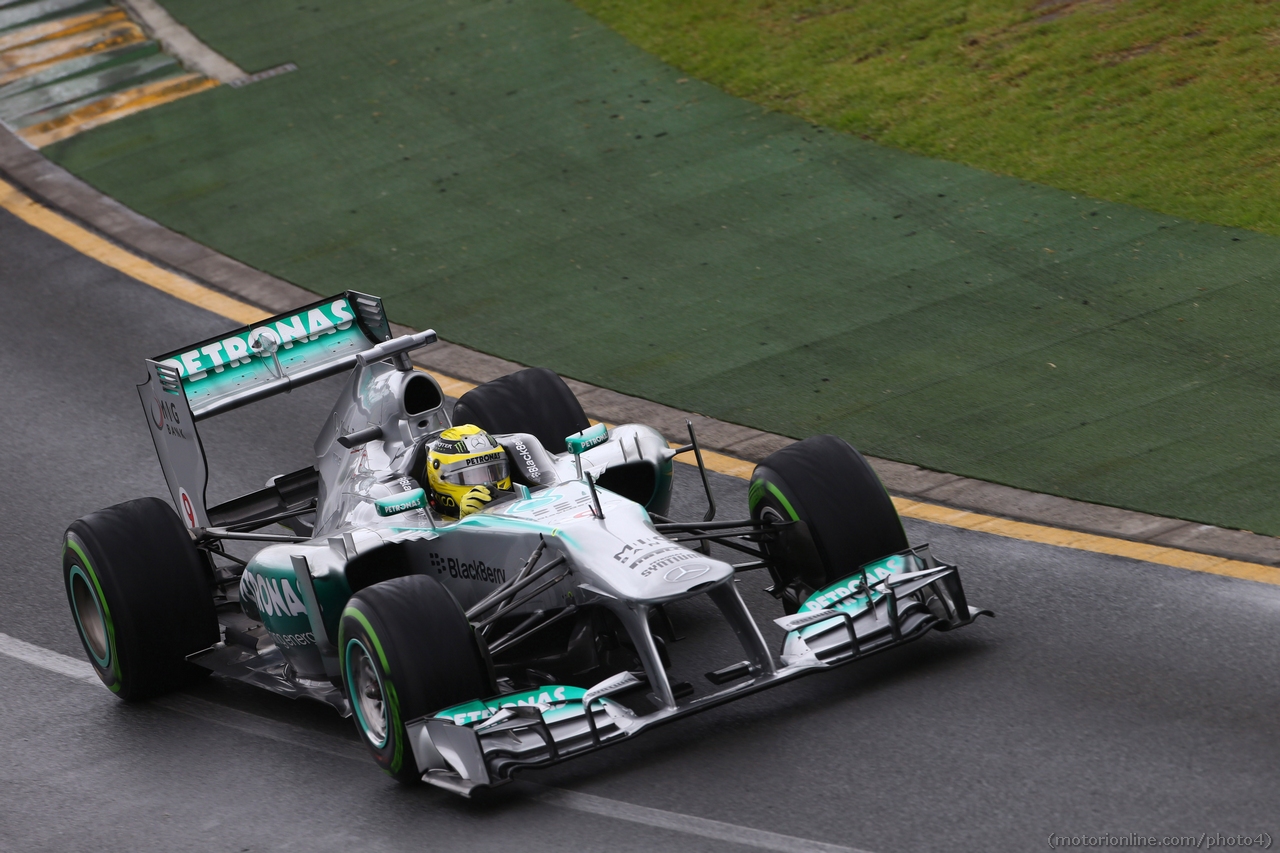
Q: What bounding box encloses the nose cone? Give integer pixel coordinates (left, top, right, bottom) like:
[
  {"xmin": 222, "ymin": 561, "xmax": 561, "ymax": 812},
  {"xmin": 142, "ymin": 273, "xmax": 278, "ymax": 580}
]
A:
[
  {"xmin": 491, "ymin": 480, "xmax": 735, "ymax": 603},
  {"xmin": 627, "ymin": 558, "xmax": 736, "ymax": 602},
  {"xmin": 648, "ymin": 558, "xmax": 729, "ymax": 593},
  {"xmin": 555, "ymin": 503, "xmax": 734, "ymax": 602}
]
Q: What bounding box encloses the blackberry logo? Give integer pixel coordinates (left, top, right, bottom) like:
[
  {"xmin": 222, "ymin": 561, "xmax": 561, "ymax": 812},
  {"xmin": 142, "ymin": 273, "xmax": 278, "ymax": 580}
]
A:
[{"xmin": 429, "ymin": 552, "xmax": 506, "ymax": 584}]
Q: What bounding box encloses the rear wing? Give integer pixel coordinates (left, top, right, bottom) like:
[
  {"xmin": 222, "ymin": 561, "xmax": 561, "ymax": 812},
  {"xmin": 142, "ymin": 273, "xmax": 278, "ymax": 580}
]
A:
[{"xmin": 136, "ymin": 291, "xmax": 435, "ymax": 530}]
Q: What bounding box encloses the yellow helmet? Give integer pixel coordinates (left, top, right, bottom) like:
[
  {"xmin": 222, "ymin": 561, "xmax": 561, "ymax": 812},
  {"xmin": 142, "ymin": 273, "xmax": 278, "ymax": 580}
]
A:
[{"xmin": 426, "ymin": 424, "xmax": 511, "ymax": 518}]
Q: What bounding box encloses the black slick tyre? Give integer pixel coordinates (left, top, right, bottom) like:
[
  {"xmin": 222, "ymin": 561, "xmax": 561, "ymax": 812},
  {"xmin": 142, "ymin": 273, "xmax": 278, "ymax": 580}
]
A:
[
  {"xmin": 339, "ymin": 574, "xmax": 494, "ymax": 784},
  {"xmin": 453, "ymin": 367, "xmax": 589, "ymax": 453},
  {"xmin": 61, "ymin": 496, "xmax": 218, "ymax": 700},
  {"xmin": 750, "ymin": 435, "xmax": 908, "ymax": 606}
]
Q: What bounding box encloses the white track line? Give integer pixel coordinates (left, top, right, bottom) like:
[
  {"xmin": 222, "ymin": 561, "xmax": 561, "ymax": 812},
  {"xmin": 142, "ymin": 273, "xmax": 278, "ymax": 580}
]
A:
[
  {"xmin": 0, "ymin": 632, "xmax": 872, "ymax": 853},
  {"xmin": 0, "ymin": 631, "xmax": 100, "ymax": 685},
  {"xmin": 530, "ymin": 787, "xmax": 874, "ymax": 853}
]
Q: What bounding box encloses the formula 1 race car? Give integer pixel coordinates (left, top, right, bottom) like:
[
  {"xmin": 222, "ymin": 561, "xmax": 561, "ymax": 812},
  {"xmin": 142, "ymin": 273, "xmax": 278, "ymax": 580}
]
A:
[{"xmin": 61, "ymin": 292, "xmax": 990, "ymax": 794}]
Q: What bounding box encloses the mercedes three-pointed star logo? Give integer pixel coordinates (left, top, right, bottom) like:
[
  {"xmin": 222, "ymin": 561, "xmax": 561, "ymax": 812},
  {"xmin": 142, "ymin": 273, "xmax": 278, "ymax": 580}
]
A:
[{"xmin": 664, "ymin": 564, "xmax": 711, "ymax": 583}]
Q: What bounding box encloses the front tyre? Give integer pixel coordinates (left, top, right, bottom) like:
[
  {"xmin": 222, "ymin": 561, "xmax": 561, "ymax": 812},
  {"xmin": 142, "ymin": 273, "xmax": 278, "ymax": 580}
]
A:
[
  {"xmin": 339, "ymin": 575, "xmax": 494, "ymax": 784},
  {"xmin": 62, "ymin": 497, "xmax": 218, "ymax": 700},
  {"xmin": 751, "ymin": 435, "xmax": 908, "ymax": 610},
  {"xmin": 452, "ymin": 367, "xmax": 589, "ymax": 454}
]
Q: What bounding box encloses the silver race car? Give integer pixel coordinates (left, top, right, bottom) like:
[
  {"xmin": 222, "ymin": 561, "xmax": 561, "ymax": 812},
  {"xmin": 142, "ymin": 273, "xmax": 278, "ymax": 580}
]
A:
[{"xmin": 62, "ymin": 292, "xmax": 991, "ymax": 794}]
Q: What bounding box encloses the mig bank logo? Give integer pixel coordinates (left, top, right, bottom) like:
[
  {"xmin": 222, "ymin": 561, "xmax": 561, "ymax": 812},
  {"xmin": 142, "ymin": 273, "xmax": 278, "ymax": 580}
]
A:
[{"xmin": 150, "ymin": 394, "xmax": 187, "ymax": 439}]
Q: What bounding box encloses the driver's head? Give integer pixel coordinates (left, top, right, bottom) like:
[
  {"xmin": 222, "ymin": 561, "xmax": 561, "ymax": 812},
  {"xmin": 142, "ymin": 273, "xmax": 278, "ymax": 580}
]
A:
[{"xmin": 426, "ymin": 424, "xmax": 511, "ymax": 518}]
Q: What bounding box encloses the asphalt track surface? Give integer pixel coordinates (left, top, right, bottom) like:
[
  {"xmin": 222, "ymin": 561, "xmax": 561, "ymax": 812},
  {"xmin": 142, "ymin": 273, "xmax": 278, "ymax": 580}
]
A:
[{"xmin": 2, "ymin": 205, "xmax": 1279, "ymax": 851}]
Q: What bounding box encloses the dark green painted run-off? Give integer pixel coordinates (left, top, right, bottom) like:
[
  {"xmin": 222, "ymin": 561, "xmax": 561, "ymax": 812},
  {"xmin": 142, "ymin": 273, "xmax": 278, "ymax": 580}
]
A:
[{"xmin": 41, "ymin": 0, "xmax": 1280, "ymax": 535}]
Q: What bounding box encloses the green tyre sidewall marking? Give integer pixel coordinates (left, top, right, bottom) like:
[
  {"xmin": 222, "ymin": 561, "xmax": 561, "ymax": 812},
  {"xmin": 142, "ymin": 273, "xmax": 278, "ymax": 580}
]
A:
[
  {"xmin": 63, "ymin": 536, "xmax": 122, "ymax": 692},
  {"xmin": 749, "ymin": 478, "xmax": 800, "ymax": 521},
  {"xmin": 340, "ymin": 605, "xmax": 407, "ymax": 777}
]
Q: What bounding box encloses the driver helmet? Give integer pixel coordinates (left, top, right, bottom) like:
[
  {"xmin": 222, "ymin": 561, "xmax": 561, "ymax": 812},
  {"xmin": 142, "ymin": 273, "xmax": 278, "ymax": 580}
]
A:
[{"xmin": 426, "ymin": 424, "xmax": 511, "ymax": 518}]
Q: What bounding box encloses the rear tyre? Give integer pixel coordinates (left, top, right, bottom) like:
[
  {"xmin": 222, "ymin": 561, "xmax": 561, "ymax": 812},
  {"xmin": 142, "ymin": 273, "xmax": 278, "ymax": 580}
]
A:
[
  {"xmin": 62, "ymin": 497, "xmax": 218, "ymax": 700},
  {"xmin": 453, "ymin": 367, "xmax": 589, "ymax": 453},
  {"xmin": 750, "ymin": 435, "xmax": 908, "ymax": 610},
  {"xmin": 339, "ymin": 575, "xmax": 494, "ymax": 784}
]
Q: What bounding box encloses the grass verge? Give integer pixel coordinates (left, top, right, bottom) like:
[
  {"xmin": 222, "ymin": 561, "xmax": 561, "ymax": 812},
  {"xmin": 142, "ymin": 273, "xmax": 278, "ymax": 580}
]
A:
[{"xmin": 573, "ymin": 0, "xmax": 1280, "ymax": 235}]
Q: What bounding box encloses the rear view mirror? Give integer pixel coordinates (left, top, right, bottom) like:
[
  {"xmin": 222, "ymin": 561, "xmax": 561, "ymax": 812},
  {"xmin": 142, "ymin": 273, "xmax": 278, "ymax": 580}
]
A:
[{"xmin": 565, "ymin": 423, "xmax": 608, "ymax": 455}]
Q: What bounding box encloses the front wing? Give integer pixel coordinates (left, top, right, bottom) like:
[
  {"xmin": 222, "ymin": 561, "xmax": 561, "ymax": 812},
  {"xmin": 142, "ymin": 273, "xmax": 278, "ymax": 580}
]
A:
[{"xmin": 404, "ymin": 554, "xmax": 991, "ymax": 796}]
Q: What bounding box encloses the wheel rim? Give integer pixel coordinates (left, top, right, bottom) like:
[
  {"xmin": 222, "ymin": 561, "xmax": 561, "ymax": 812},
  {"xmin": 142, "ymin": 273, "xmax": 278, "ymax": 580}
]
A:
[
  {"xmin": 758, "ymin": 505, "xmax": 813, "ymax": 611},
  {"xmin": 69, "ymin": 565, "xmax": 110, "ymax": 667},
  {"xmin": 759, "ymin": 506, "xmax": 784, "ymax": 525},
  {"xmin": 759, "ymin": 506, "xmax": 786, "ymax": 561},
  {"xmin": 346, "ymin": 639, "xmax": 388, "ymax": 748}
]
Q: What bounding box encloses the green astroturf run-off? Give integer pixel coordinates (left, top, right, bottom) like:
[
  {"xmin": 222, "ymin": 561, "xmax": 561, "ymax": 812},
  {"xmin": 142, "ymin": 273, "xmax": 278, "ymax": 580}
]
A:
[{"xmin": 43, "ymin": 0, "xmax": 1280, "ymax": 536}]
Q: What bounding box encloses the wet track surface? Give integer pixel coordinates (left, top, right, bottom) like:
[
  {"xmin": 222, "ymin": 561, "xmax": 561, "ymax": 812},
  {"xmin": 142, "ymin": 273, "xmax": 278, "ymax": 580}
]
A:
[{"xmin": 2, "ymin": 206, "xmax": 1279, "ymax": 851}]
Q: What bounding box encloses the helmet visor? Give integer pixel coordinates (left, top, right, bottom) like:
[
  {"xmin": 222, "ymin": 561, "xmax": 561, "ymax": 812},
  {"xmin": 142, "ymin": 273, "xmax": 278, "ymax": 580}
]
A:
[{"xmin": 440, "ymin": 457, "xmax": 509, "ymax": 487}]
